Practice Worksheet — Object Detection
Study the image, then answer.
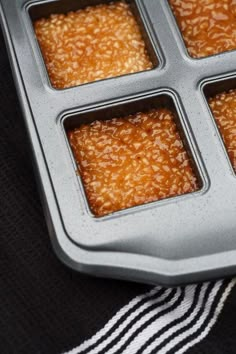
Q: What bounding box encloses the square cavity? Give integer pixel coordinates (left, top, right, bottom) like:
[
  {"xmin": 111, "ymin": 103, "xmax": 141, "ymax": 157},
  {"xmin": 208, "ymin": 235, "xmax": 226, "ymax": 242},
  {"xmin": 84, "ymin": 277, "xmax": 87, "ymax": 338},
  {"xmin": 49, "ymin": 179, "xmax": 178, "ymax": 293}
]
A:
[
  {"xmin": 65, "ymin": 94, "xmax": 201, "ymax": 217},
  {"xmin": 29, "ymin": 0, "xmax": 157, "ymax": 89},
  {"xmin": 169, "ymin": 0, "xmax": 236, "ymax": 58},
  {"xmin": 204, "ymin": 78, "xmax": 236, "ymax": 172}
]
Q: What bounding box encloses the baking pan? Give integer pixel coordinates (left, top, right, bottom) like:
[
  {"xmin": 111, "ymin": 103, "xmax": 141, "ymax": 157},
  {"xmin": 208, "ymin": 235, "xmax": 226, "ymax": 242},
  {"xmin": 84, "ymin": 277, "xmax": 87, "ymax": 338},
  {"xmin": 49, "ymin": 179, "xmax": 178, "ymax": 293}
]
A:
[{"xmin": 1, "ymin": 0, "xmax": 236, "ymax": 286}]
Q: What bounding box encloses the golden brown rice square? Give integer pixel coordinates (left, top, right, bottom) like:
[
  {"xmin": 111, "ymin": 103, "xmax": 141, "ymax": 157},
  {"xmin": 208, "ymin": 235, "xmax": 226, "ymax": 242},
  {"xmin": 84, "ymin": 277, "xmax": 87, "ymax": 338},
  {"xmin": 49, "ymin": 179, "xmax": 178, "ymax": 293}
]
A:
[{"xmin": 34, "ymin": 1, "xmax": 154, "ymax": 89}]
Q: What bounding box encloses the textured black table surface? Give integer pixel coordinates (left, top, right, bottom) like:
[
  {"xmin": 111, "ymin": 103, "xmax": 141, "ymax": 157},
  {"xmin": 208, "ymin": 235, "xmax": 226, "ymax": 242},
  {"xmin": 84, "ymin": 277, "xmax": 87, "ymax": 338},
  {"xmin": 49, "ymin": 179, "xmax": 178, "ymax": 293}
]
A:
[{"xmin": 0, "ymin": 28, "xmax": 236, "ymax": 354}]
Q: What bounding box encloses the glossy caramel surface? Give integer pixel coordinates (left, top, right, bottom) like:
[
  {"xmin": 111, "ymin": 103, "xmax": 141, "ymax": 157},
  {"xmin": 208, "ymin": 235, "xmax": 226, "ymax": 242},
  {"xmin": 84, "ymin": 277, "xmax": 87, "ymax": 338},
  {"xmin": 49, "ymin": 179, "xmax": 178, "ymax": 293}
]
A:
[
  {"xmin": 34, "ymin": 1, "xmax": 153, "ymax": 89},
  {"xmin": 209, "ymin": 89, "xmax": 236, "ymax": 170},
  {"xmin": 68, "ymin": 109, "xmax": 199, "ymax": 216},
  {"xmin": 169, "ymin": 0, "xmax": 236, "ymax": 58}
]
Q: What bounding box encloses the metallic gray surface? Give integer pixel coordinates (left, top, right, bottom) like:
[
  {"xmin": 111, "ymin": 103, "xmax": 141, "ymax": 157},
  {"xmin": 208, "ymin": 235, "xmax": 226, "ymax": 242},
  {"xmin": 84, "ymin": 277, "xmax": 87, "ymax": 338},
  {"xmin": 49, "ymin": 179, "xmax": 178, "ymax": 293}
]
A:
[{"xmin": 1, "ymin": 0, "xmax": 236, "ymax": 285}]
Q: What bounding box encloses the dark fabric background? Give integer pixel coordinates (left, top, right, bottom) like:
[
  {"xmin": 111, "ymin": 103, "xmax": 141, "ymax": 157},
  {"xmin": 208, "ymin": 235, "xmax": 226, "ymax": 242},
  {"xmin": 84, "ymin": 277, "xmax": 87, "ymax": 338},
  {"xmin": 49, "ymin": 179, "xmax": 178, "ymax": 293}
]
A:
[{"xmin": 0, "ymin": 28, "xmax": 236, "ymax": 354}]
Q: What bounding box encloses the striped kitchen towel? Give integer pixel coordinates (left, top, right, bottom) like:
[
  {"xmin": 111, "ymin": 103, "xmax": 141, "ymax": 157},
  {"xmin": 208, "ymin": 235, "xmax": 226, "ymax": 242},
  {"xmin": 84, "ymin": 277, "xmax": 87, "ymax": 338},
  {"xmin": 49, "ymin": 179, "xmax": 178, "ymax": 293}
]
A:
[{"xmin": 65, "ymin": 279, "xmax": 235, "ymax": 354}]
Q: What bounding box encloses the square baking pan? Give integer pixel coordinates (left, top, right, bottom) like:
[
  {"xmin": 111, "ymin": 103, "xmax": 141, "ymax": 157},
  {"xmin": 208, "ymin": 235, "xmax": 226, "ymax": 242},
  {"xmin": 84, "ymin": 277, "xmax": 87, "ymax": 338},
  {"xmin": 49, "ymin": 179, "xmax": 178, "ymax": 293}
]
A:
[{"xmin": 1, "ymin": 0, "xmax": 236, "ymax": 286}]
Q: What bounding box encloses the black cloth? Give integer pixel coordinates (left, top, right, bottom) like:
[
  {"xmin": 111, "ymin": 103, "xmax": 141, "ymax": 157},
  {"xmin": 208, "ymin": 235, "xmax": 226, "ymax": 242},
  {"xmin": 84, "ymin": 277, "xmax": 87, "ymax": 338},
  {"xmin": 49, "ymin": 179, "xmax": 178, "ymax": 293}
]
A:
[{"xmin": 0, "ymin": 28, "xmax": 236, "ymax": 354}]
